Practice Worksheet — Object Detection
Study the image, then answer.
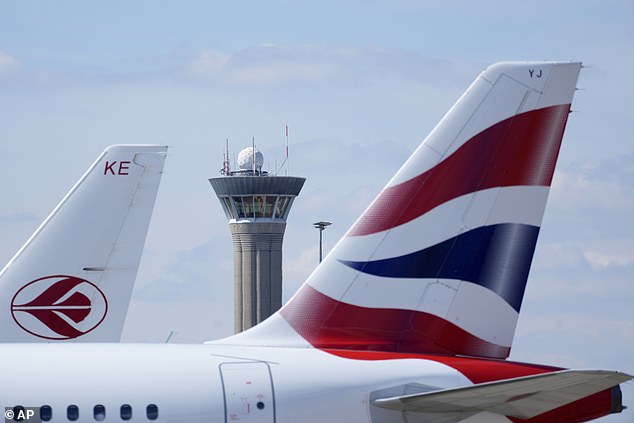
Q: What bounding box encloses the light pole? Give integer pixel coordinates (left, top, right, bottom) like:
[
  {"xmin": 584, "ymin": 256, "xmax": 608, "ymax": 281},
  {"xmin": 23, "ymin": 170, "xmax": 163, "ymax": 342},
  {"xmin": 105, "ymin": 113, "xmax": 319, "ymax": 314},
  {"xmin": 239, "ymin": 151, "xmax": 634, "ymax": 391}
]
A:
[{"xmin": 313, "ymin": 221, "xmax": 332, "ymax": 263}]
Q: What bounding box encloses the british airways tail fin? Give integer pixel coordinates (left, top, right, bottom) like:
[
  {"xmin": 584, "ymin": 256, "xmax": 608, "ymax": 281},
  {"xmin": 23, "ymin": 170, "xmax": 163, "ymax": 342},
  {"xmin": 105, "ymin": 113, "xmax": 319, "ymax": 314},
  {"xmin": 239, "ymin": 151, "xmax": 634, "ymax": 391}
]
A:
[
  {"xmin": 226, "ymin": 61, "xmax": 582, "ymax": 359},
  {"xmin": 0, "ymin": 145, "xmax": 167, "ymax": 342}
]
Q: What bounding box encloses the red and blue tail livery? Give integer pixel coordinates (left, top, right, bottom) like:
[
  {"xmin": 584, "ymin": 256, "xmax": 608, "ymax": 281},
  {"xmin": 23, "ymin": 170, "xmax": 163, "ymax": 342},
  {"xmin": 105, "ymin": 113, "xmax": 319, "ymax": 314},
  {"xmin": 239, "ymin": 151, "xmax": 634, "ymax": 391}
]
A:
[{"xmin": 270, "ymin": 62, "xmax": 580, "ymax": 359}]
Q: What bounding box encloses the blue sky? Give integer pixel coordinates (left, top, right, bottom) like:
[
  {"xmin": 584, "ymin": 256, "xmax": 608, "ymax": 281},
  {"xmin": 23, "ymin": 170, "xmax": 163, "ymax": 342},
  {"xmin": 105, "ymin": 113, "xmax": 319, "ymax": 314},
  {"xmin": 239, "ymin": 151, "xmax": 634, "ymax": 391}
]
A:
[{"xmin": 1, "ymin": 1, "xmax": 633, "ymax": 420}]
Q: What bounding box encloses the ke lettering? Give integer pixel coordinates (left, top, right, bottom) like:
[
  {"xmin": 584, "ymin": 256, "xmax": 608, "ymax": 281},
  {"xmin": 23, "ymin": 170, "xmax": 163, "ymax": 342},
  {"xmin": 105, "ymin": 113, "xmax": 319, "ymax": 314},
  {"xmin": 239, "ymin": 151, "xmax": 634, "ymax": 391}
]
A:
[{"xmin": 104, "ymin": 161, "xmax": 131, "ymax": 175}]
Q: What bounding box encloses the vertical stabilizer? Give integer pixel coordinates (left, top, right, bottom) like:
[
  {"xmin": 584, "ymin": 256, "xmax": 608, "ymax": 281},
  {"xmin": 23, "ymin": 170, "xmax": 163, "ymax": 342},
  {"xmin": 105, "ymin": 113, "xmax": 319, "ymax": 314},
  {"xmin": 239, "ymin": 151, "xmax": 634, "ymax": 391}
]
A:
[
  {"xmin": 231, "ymin": 62, "xmax": 582, "ymax": 359},
  {"xmin": 0, "ymin": 145, "xmax": 167, "ymax": 342}
]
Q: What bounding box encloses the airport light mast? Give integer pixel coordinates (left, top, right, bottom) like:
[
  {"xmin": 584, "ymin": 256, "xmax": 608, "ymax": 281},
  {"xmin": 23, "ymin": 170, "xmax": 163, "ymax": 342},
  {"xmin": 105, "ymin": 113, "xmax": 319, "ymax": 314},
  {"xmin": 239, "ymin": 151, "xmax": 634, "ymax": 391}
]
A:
[{"xmin": 313, "ymin": 221, "xmax": 331, "ymax": 263}]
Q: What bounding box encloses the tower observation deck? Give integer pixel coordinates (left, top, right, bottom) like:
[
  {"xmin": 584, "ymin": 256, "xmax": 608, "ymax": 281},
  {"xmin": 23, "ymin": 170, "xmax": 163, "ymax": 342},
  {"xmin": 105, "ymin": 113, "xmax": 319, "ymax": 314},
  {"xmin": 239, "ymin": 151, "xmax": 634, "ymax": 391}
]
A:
[{"xmin": 209, "ymin": 146, "xmax": 305, "ymax": 333}]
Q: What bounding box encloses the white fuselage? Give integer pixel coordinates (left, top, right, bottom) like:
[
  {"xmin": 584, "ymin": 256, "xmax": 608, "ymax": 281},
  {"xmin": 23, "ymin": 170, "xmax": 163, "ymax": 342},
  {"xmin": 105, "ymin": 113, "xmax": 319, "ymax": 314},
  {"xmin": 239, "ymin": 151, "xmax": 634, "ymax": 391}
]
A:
[{"xmin": 2, "ymin": 343, "xmax": 481, "ymax": 423}]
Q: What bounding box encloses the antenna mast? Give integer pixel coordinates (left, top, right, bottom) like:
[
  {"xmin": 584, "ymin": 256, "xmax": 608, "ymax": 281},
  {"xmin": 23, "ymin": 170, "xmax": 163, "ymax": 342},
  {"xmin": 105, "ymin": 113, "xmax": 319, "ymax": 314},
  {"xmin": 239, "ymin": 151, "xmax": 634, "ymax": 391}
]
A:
[
  {"xmin": 285, "ymin": 123, "xmax": 289, "ymax": 176},
  {"xmin": 222, "ymin": 138, "xmax": 231, "ymax": 175},
  {"xmin": 252, "ymin": 136, "xmax": 256, "ymax": 175}
]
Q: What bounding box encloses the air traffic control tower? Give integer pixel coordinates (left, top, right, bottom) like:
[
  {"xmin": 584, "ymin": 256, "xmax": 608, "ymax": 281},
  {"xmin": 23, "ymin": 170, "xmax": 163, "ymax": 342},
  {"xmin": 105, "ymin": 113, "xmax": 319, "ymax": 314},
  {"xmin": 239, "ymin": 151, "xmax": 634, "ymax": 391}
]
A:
[{"xmin": 209, "ymin": 146, "xmax": 305, "ymax": 333}]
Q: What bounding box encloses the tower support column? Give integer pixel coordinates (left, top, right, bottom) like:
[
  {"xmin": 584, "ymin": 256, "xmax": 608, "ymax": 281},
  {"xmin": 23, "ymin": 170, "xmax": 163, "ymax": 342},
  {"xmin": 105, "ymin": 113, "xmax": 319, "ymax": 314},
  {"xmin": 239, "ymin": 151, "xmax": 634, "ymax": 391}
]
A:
[{"xmin": 229, "ymin": 222, "xmax": 285, "ymax": 333}]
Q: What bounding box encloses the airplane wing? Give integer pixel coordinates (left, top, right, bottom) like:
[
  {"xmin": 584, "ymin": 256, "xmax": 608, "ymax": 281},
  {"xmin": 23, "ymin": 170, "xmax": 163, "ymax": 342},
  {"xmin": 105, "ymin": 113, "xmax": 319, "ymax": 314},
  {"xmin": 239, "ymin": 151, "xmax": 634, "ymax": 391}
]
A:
[{"xmin": 373, "ymin": 370, "xmax": 632, "ymax": 419}]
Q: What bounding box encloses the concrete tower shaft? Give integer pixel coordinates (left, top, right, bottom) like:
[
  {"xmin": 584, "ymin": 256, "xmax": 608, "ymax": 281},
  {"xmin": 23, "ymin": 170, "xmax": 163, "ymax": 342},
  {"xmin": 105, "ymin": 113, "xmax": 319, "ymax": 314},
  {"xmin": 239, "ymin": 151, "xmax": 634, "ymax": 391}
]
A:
[
  {"xmin": 230, "ymin": 222, "xmax": 285, "ymax": 331},
  {"xmin": 209, "ymin": 175, "xmax": 305, "ymax": 333}
]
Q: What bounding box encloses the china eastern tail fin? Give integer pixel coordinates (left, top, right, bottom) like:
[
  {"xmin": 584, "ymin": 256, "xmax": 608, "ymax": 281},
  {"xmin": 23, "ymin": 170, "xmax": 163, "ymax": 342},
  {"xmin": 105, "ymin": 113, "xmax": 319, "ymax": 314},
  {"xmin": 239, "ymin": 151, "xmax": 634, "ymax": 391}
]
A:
[
  {"xmin": 227, "ymin": 61, "xmax": 582, "ymax": 358},
  {"xmin": 0, "ymin": 145, "xmax": 167, "ymax": 342}
]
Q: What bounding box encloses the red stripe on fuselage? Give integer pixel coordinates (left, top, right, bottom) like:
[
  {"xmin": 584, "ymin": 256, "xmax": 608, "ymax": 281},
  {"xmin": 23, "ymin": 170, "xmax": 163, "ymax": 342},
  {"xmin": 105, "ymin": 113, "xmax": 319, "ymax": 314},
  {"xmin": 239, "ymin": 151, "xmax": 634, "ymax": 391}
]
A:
[
  {"xmin": 280, "ymin": 284, "xmax": 510, "ymax": 359},
  {"xmin": 350, "ymin": 104, "xmax": 571, "ymax": 236},
  {"xmin": 323, "ymin": 348, "xmax": 558, "ymax": 383}
]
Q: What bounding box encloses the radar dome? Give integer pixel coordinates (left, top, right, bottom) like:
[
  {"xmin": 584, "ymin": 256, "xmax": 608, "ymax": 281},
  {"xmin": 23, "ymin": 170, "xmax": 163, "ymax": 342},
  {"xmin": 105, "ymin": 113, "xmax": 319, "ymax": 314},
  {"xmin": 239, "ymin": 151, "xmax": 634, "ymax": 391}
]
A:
[{"xmin": 237, "ymin": 147, "xmax": 264, "ymax": 171}]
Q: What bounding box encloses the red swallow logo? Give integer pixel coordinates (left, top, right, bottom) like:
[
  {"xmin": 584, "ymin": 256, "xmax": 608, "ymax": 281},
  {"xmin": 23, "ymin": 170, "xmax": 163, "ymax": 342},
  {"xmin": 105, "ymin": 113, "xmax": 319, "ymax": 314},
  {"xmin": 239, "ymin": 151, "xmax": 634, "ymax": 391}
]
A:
[{"xmin": 11, "ymin": 275, "xmax": 108, "ymax": 340}]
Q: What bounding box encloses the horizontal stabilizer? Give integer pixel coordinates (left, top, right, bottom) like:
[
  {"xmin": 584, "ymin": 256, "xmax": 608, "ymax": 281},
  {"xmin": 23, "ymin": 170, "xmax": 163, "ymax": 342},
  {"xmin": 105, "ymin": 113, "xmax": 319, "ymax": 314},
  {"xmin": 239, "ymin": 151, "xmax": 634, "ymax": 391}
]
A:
[{"xmin": 373, "ymin": 370, "xmax": 632, "ymax": 419}]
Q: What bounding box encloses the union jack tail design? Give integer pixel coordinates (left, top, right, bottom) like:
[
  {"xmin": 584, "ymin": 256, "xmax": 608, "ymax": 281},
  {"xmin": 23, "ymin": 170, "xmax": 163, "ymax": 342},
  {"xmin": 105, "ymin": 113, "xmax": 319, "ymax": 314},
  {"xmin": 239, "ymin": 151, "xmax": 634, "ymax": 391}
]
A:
[{"xmin": 233, "ymin": 62, "xmax": 582, "ymax": 359}]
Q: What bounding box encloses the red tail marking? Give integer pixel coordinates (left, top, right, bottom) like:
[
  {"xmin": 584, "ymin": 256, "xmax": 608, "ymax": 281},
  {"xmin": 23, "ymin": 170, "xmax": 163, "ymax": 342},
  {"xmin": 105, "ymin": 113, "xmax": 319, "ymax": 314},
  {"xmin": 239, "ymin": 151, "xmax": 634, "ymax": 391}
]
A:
[
  {"xmin": 19, "ymin": 309, "xmax": 86, "ymax": 339},
  {"xmin": 11, "ymin": 276, "xmax": 108, "ymax": 340},
  {"xmin": 16, "ymin": 276, "xmax": 85, "ymax": 308},
  {"xmin": 281, "ymin": 285, "xmax": 510, "ymax": 358},
  {"xmin": 350, "ymin": 105, "xmax": 571, "ymax": 236}
]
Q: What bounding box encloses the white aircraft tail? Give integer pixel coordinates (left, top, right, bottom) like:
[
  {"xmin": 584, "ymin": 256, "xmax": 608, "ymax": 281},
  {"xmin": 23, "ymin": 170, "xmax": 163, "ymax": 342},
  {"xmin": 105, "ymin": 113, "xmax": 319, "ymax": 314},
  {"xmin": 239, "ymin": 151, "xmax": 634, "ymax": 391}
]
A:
[
  {"xmin": 0, "ymin": 145, "xmax": 167, "ymax": 342},
  {"xmin": 230, "ymin": 62, "xmax": 582, "ymax": 359}
]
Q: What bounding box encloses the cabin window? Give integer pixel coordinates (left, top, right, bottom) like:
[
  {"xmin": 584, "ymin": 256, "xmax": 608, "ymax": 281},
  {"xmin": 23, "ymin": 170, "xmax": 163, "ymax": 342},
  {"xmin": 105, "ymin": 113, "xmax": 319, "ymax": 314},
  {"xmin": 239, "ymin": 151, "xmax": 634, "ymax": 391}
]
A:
[
  {"xmin": 120, "ymin": 404, "xmax": 132, "ymax": 420},
  {"xmin": 146, "ymin": 404, "xmax": 159, "ymax": 420},
  {"xmin": 40, "ymin": 405, "xmax": 52, "ymax": 421},
  {"xmin": 67, "ymin": 405, "xmax": 79, "ymax": 421},
  {"xmin": 93, "ymin": 404, "xmax": 106, "ymax": 421}
]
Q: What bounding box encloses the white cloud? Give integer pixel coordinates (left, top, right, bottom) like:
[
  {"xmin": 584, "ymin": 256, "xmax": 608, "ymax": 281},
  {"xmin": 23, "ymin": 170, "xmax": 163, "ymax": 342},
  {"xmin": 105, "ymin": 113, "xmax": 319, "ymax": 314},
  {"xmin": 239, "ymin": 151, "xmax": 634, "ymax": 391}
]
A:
[
  {"xmin": 549, "ymin": 152, "xmax": 634, "ymax": 216},
  {"xmin": 186, "ymin": 45, "xmax": 347, "ymax": 84},
  {"xmin": 513, "ymin": 311, "xmax": 634, "ymax": 369},
  {"xmin": 187, "ymin": 50, "xmax": 231, "ymax": 77},
  {"xmin": 282, "ymin": 244, "xmax": 319, "ymax": 300},
  {"xmin": 184, "ymin": 44, "xmax": 473, "ymax": 88},
  {"xmin": 0, "ymin": 51, "xmax": 21, "ymax": 77},
  {"xmin": 533, "ymin": 242, "xmax": 589, "ymax": 271},
  {"xmin": 583, "ymin": 238, "xmax": 634, "ymax": 269},
  {"xmin": 537, "ymin": 154, "xmax": 634, "ymax": 276}
]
